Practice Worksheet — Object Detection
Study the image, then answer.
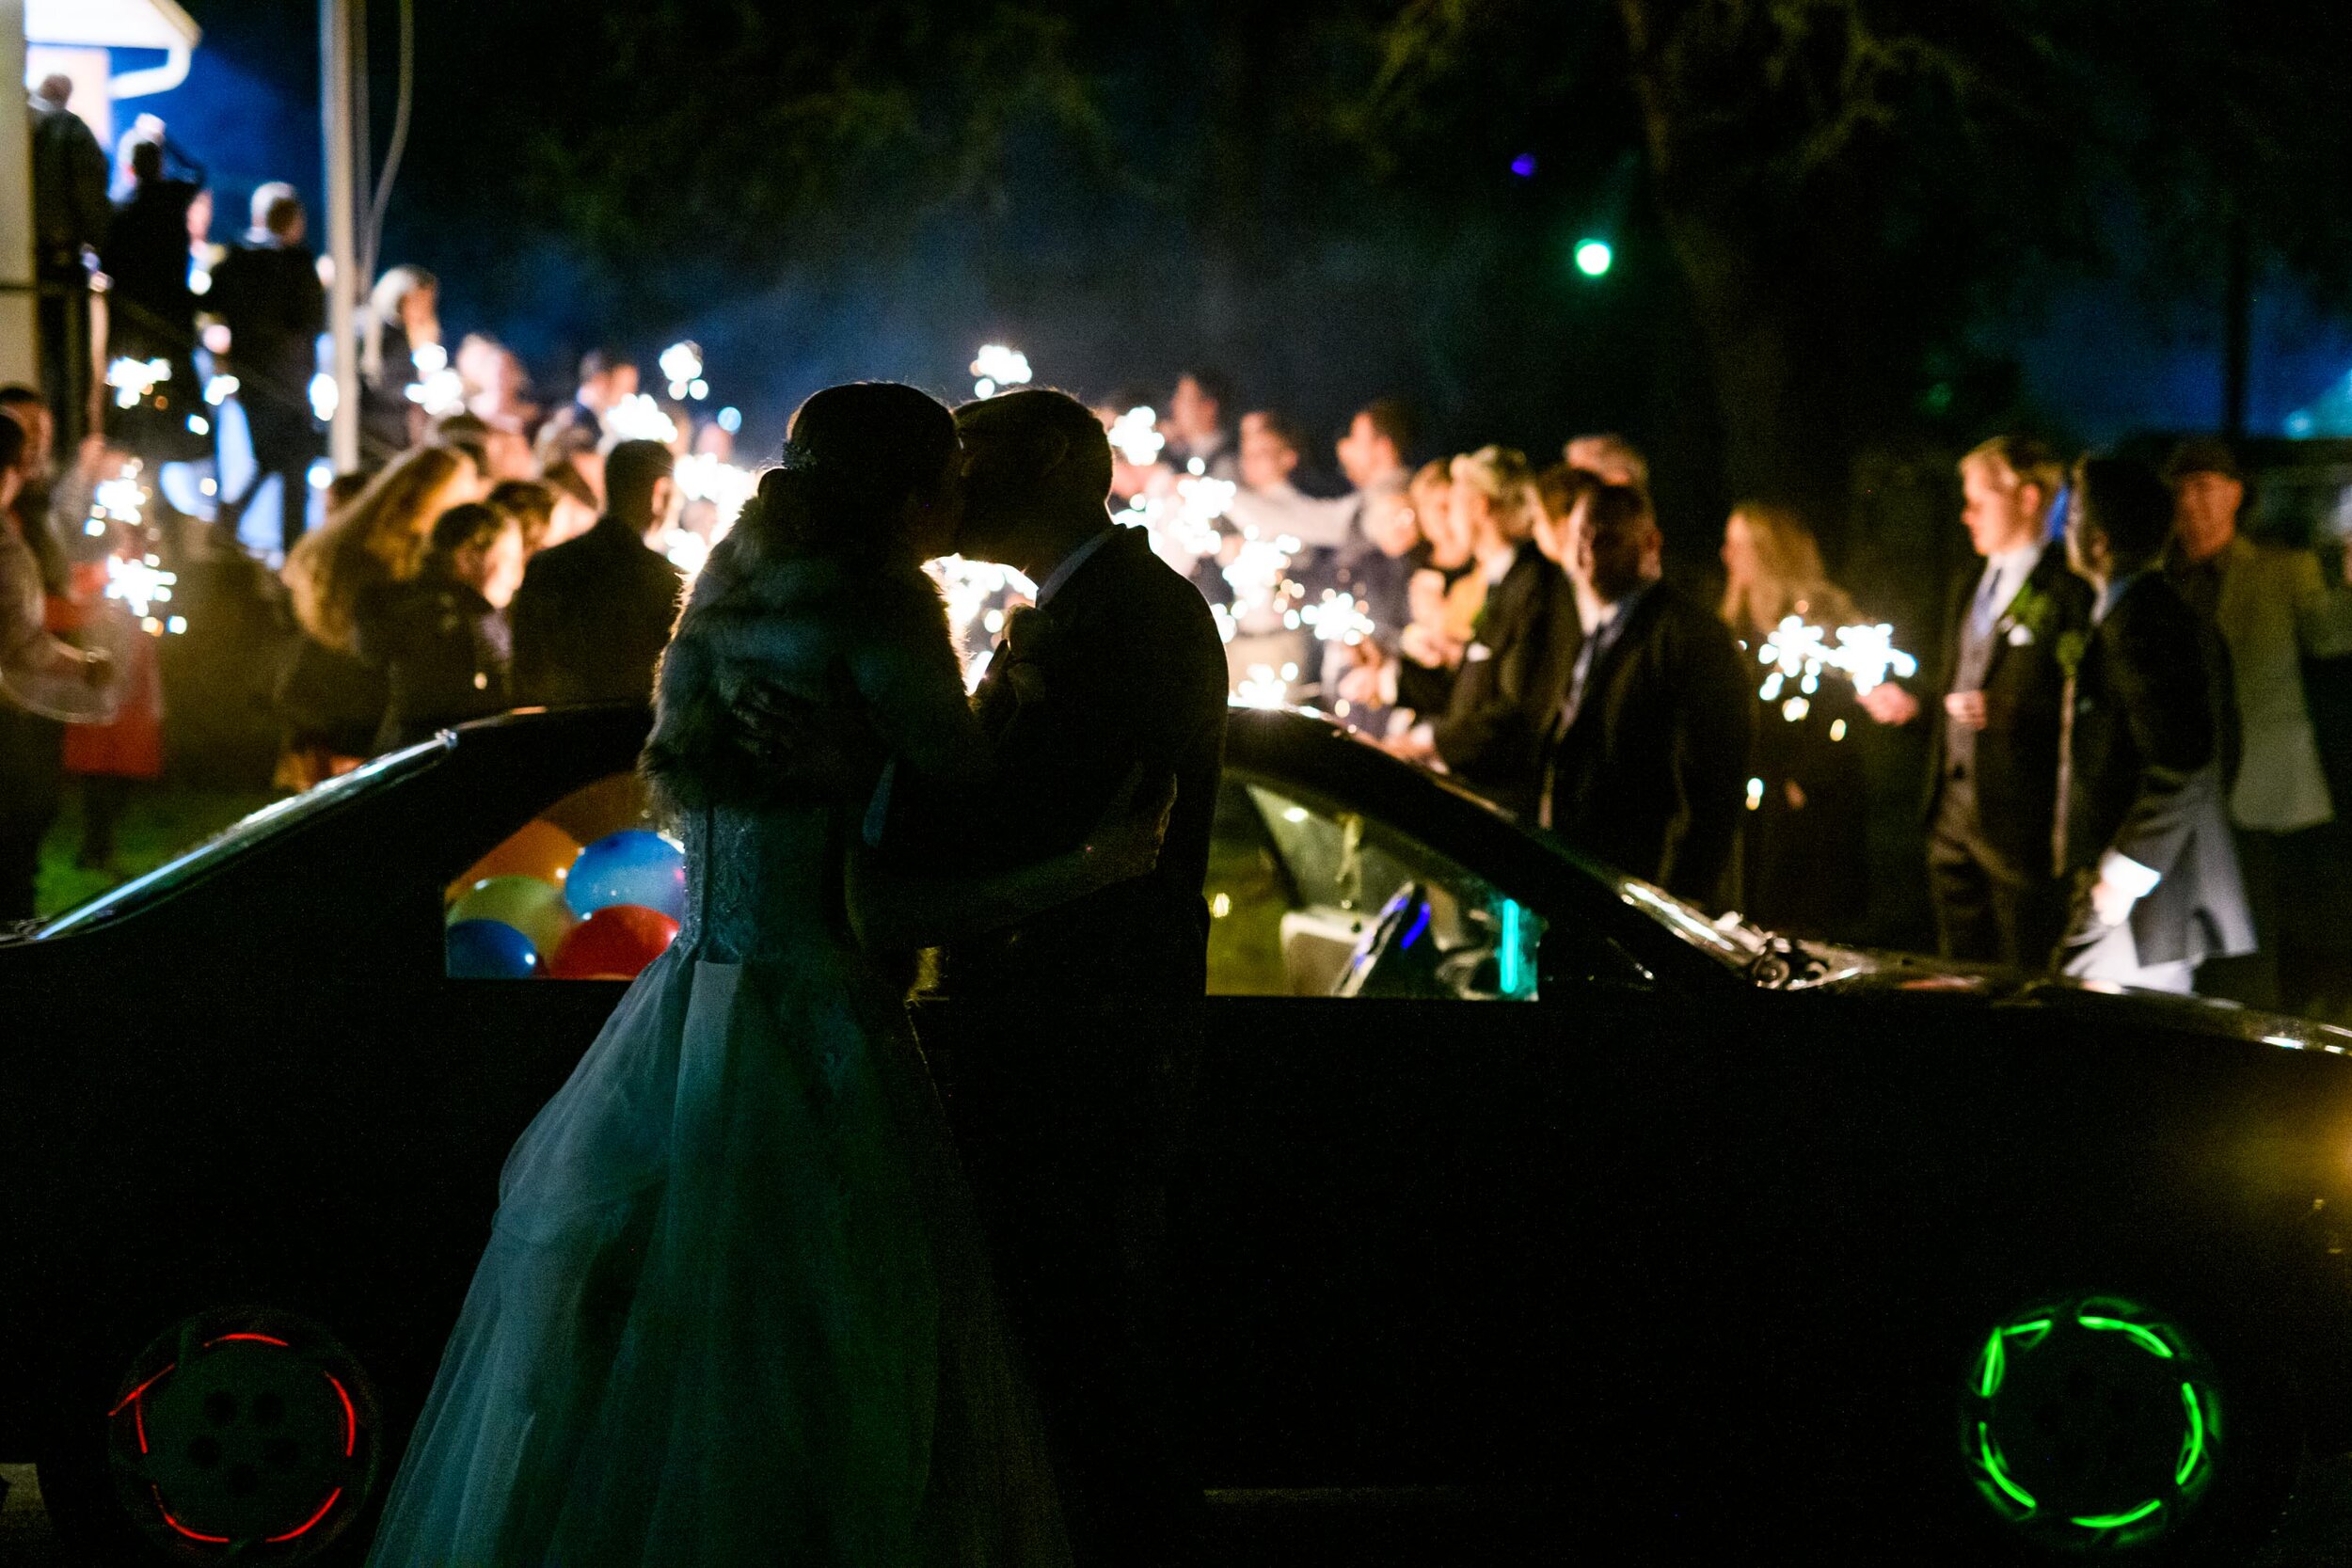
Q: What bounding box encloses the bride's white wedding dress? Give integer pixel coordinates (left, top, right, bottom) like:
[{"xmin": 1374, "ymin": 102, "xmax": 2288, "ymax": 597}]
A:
[{"xmin": 368, "ymin": 557, "xmax": 1066, "ymax": 1566}]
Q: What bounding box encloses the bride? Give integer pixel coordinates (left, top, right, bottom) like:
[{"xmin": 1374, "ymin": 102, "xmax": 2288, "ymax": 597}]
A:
[{"xmin": 368, "ymin": 382, "xmax": 1168, "ymax": 1565}]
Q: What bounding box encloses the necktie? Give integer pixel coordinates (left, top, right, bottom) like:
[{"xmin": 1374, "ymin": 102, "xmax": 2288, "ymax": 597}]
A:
[{"xmin": 1971, "ymin": 562, "xmax": 2008, "ymax": 638}]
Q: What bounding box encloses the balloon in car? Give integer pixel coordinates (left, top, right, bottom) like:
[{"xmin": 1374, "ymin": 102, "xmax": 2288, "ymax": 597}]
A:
[
  {"xmin": 564, "ymin": 831, "xmax": 689, "ymax": 920},
  {"xmin": 548, "ymin": 904, "xmax": 680, "ymax": 980},
  {"xmin": 446, "ymin": 918, "xmax": 540, "ymax": 978},
  {"xmin": 448, "ymin": 875, "xmax": 578, "ymax": 958},
  {"xmin": 446, "ymin": 818, "xmax": 582, "ymax": 900}
]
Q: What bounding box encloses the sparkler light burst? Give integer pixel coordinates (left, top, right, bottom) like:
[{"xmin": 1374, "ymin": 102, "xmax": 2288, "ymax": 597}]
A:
[
  {"xmin": 605, "ymin": 393, "xmax": 680, "ymax": 446},
  {"xmin": 1300, "ymin": 590, "xmax": 1376, "ymax": 645},
  {"xmin": 107, "ymin": 356, "xmax": 171, "ymax": 408},
  {"xmin": 1233, "ymin": 662, "xmax": 1297, "ymax": 709},
  {"xmin": 1107, "ymin": 406, "xmax": 1165, "ymax": 466},
  {"xmin": 969, "ymin": 344, "xmax": 1032, "ymax": 399},
  {"xmin": 1756, "ymin": 616, "xmax": 1916, "ymax": 719}
]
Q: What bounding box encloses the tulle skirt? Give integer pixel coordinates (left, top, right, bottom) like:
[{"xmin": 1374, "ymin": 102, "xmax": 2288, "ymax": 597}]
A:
[{"xmin": 366, "ymin": 942, "xmax": 1068, "ymax": 1566}]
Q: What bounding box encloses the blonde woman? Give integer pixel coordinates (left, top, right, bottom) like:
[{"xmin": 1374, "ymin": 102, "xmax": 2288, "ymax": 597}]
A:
[
  {"xmin": 1387, "ymin": 447, "xmax": 1576, "ymax": 816},
  {"xmin": 1719, "ymin": 501, "xmax": 1883, "ymax": 936},
  {"xmin": 276, "ymin": 446, "xmax": 473, "ymax": 784}
]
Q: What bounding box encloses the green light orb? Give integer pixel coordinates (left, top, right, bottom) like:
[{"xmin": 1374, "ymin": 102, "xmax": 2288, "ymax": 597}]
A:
[{"xmin": 1574, "ymin": 239, "xmax": 1613, "ymax": 277}]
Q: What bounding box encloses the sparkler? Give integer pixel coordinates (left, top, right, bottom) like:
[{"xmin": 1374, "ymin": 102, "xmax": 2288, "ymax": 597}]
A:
[
  {"xmin": 1300, "ymin": 590, "xmax": 1376, "ymax": 646},
  {"xmin": 82, "ymin": 462, "xmax": 186, "ymax": 637},
  {"xmin": 1233, "ymin": 662, "xmax": 1297, "ymax": 709},
  {"xmin": 672, "ymin": 452, "xmax": 759, "ymax": 531},
  {"xmin": 107, "ymin": 356, "xmax": 172, "ymax": 409},
  {"xmin": 1756, "ymin": 616, "xmax": 1917, "ymax": 721},
  {"xmin": 1107, "ymin": 406, "xmax": 1165, "ymax": 466},
  {"xmin": 604, "ymin": 392, "xmax": 680, "ymax": 446},
  {"xmin": 970, "ymin": 344, "xmax": 1031, "ymax": 400},
  {"xmin": 659, "ymin": 341, "xmax": 707, "ymax": 401},
  {"xmin": 404, "ymin": 341, "xmax": 468, "ymax": 419}
]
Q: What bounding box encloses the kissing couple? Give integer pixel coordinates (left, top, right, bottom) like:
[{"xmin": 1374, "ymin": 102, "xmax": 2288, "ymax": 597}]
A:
[{"xmin": 367, "ymin": 384, "xmax": 1230, "ymax": 1566}]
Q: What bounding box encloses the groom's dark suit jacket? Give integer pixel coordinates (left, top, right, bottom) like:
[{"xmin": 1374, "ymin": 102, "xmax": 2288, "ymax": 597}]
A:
[{"xmin": 898, "ymin": 523, "xmax": 1230, "ymax": 1001}]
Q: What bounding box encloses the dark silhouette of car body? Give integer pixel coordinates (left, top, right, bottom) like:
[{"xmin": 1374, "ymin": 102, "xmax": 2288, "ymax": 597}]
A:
[{"xmin": 8, "ymin": 705, "xmax": 2352, "ymax": 1562}]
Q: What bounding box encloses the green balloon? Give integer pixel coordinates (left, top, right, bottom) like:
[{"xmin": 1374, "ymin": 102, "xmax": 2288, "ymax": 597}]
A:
[{"xmin": 449, "ymin": 875, "xmax": 579, "ymax": 958}]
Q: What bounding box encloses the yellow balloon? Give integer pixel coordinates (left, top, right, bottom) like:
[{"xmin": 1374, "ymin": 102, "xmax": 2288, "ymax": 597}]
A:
[
  {"xmin": 447, "ymin": 818, "xmax": 582, "ymax": 902},
  {"xmin": 447, "ymin": 875, "xmax": 579, "ymax": 958}
]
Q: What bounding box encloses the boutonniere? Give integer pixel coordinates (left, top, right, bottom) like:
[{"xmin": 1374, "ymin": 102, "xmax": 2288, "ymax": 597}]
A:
[
  {"xmin": 2056, "ymin": 628, "xmax": 2090, "ymax": 678},
  {"xmin": 1999, "ymin": 578, "xmax": 2058, "ymax": 643}
]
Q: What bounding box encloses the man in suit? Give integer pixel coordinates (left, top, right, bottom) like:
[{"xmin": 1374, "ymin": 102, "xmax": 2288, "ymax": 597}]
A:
[
  {"xmin": 895, "ymin": 388, "xmax": 1226, "ymax": 1565},
  {"xmin": 2056, "ymin": 455, "xmax": 2250, "ymax": 991},
  {"xmin": 1923, "ymin": 436, "xmax": 2092, "ymax": 968},
  {"xmin": 508, "ymin": 439, "xmax": 681, "ymax": 707},
  {"xmin": 210, "ymin": 183, "xmax": 326, "ymax": 554},
  {"xmin": 1538, "ymin": 482, "xmax": 1751, "ymax": 904},
  {"xmin": 2163, "ymin": 437, "xmax": 2352, "ymax": 1008}
]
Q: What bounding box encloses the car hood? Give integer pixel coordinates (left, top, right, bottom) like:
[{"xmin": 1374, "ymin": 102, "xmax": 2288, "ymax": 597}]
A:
[{"xmin": 1817, "ymin": 944, "xmax": 2352, "ymax": 1053}]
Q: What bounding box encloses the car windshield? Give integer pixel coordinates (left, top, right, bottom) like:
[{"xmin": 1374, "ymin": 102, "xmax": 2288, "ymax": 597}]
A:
[{"xmin": 30, "ymin": 738, "xmax": 451, "ymax": 939}]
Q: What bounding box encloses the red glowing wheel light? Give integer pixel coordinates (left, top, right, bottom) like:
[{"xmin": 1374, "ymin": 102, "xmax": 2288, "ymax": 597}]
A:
[{"xmin": 103, "ymin": 1307, "xmax": 381, "ymax": 1561}]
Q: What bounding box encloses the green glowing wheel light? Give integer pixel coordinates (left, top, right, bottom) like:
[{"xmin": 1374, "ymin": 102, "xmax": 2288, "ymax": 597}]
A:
[{"xmin": 1960, "ymin": 1294, "xmax": 2219, "ymax": 1552}]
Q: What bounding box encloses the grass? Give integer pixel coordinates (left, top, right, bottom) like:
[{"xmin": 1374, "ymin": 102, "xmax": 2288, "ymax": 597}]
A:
[{"xmin": 34, "ymin": 782, "xmax": 281, "ymax": 920}]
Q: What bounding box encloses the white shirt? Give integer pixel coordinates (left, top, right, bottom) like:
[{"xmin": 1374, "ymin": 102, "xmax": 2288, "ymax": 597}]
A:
[{"xmin": 1972, "ymin": 541, "xmax": 2043, "ymax": 635}]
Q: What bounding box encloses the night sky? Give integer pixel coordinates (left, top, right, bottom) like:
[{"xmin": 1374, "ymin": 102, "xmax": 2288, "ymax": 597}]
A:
[{"xmin": 107, "ymin": 1, "xmax": 2352, "ymax": 534}]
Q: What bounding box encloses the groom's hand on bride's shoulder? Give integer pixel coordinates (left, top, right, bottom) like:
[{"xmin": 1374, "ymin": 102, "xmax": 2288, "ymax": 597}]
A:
[{"xmin": 731, "ymin": 679, "xmax": 889, "ymax": 801}]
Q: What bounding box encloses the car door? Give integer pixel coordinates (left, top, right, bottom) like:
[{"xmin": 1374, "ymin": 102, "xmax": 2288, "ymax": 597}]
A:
[{"xmin": 1173, "ymin": 767, "xmax": 1668, "ymax": 1493}]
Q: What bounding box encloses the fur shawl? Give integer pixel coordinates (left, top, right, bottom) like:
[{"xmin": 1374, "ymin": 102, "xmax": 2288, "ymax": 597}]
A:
[{"xmin": 641, "ymin": 528, "xmax": 965, "ymax": 817}]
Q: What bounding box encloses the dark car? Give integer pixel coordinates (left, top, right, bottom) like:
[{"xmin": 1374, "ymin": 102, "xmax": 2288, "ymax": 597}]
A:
[{"xmin": 8, "ymin": 705, "xmax": 2352, "ymax": 1563}]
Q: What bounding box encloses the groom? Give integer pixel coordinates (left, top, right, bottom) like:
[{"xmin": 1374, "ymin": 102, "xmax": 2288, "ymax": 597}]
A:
[{"xmin": 744, "ymin": 387, "xmax": 1228, "ymax": 1564}]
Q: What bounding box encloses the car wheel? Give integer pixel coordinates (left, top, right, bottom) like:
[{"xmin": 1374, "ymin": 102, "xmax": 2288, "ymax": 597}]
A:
[
  {"xmin": 1952, "ymin": 1289, "xmax": 2296, "ymax": 1563},
  {"xmin": 39, "ymin": 1306, "xmax": 384, "ymax": 1564}
]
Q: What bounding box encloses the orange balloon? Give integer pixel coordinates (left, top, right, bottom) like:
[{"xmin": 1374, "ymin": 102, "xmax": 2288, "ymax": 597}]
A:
[
  {"xmin": 538, "ymin": 772, "xmax": 656, "ymax": 847},
  {"xmin": 446, "ymin": 818, "xmax": 584, "ymax": 903}
]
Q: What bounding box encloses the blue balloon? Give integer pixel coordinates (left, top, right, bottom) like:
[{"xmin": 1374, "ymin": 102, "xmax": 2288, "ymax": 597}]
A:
[
  {"xmin": 565, "ymin": 830, "xmax": 689, "ymax": 920},
  {"xmin": 446, "ymin": 918, "xmax": 539, "ymax": 978}
]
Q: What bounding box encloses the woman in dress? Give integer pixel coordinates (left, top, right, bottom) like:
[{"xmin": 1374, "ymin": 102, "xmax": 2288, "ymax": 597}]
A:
[
  {"xmin": 1718, "ymin": 501, "xmax": 1872, "ymax": 938},
  {"xmin": 369, "ymin": 383, "xmax": 1160, "ymax": 1566}
]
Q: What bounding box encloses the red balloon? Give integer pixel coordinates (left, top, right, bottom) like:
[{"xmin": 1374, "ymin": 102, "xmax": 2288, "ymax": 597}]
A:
[{"xmin": 548, "ymin": 903, "xmax": 680, "ymax": 980}]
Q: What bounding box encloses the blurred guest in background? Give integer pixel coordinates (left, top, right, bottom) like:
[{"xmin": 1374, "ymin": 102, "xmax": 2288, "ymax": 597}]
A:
[
  {"xmin": 1924, "ymin": 436, "xmax": 2089, "ymax": 968},
  {"xmin": 2163, "ymin": 438, "xmax": 2352, "ymax": 1010},
  {"xmin": 101, "ymin": 136, "xmax": 209, "ymax": 469},
  {"xmin": 457, "ymin": 332, "xmax": 537, "ymax": 434},
  {"xmin": 1541, "ymin": 482, "xmax": 1750, "ymax": 905},
  {"xmin": 536, "ymin": 460, "xmax": 601, "ymax": 549},
  {"xmin": 485, "ymin": 478, "xmax": 558, "ymax": 556},
  {"xmin": 1163, "ymin": 369, "xmax": 1239, "ymax": 482},
  {"xmin": 0, "ymin": 388, "xmax": 67, "ymax": 594},
  {"xmin": 1718, "ymin": 502, "xmax": 1873, "ymax": 936},
  {"xmin": 510, "ymin": 439, "xmax": 681, "ymax": 707},
  {"xmin": 2056, "ymin": 455, "xmax": 2249, "ymax": 992},
  {"xmin": 532, "ymin": 349, "xmax": 638, "ymax": 467},
  {"xmin": 1564, "ymin": 433, "xmax": 1650, "ymax": 492},
  {"xmin": 357, "ymin": 500, "xmax": 523, "ymax": 750},
  {"xmin": 359, "ymin": 265, "xmax": 439, "ymax": 466},
  {"xmin": 278, "ymin": 444, "xmax": 474, "ymax": 784},
  {"xmin": 209, "ymin": 182, "xmax": 324, "ymax": 554},
  {"xmin": 0, "ymin": 416, "xmax": 118, "ymax": 918},
  {"xmin": 432, "ymin": 411, "xmax": 531, "ymax": 487},
  {"xmin": 31, "ymin": 75, "xmax": 109, "ymax": 450},
  {"xmin": 1386, "ymin": 446, "xmax": 1578, "ymax": 816}
]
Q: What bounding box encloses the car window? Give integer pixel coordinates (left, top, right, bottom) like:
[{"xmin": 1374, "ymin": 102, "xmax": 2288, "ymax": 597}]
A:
[
  {"xmin": 1205, "ymin": 774, "xmax": 1546, "ymax": 1000},
  {"xmin": 443, "ymin": 772, "xmax": 686, "ymax": 980},
  {"xmin": 35, "ymin": 739, "xmax": 451, "ymax": 939}
]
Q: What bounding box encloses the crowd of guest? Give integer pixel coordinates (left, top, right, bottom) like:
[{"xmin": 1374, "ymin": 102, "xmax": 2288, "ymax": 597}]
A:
[{"xmin": 12, "ymin": 86, "xmax": 2352, "ymax": 1016}]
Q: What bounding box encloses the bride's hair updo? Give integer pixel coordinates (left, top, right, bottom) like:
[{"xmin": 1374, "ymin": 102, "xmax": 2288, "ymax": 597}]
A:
[{"xmin": 731, "ymin": 382, "xmax": 959, "ymax": 567}]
